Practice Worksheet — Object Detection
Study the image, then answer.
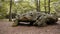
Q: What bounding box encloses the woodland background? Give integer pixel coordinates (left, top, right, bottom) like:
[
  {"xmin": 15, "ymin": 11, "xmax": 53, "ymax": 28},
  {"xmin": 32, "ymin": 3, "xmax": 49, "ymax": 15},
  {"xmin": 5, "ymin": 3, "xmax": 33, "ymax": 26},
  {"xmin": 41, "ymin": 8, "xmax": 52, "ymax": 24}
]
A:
[{"xmin": 0, "ymin": 0, "xmax": 60, "ymax": 20}]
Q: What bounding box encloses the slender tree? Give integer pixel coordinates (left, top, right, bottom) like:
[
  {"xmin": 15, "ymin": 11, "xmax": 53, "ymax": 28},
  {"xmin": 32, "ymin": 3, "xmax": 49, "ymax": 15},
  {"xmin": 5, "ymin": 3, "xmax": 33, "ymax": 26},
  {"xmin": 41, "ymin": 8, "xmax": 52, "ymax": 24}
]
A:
[
  {"xmin": 36, "ymin": 0, "xmax": 40, "ymax": 12},
  {"xmin": 48, "ymin": 0, "xmax": 50, "ymax": 14},
  {"xmin": 9, "ymin": 0, "xmax": 12, "ymax": 21},
  {"xmin": 44, "ymin": 0, "xmax": 46, "ymax": 13}
]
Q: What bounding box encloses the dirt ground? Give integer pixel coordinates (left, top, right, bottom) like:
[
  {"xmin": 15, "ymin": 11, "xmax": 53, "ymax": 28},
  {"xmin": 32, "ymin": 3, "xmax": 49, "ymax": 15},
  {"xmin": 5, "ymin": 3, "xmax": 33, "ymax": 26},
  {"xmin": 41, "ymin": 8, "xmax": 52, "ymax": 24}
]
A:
[{"xmin": 0, "ymin": 19, "xmax": 60, "ymax": 34}]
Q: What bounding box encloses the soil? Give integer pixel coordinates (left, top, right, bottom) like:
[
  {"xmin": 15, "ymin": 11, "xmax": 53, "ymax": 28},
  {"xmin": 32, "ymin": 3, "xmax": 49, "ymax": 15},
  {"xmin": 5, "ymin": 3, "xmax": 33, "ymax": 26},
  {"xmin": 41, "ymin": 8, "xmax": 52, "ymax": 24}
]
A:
[{"xmin": 0, "ymin": 19, "xmax": 60, "ymax": 34}]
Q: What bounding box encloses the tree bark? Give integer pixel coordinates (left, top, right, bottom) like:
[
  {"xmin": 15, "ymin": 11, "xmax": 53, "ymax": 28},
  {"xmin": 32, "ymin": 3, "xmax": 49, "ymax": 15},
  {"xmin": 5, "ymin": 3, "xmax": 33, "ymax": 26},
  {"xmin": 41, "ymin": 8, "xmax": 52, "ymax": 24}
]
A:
[
  {"xmin": 9, "ymin": 0, "xmax": 12, "ymax": 21},
  {"xmin": 44, "ymin": 0, "xmax": 46, "ymax": 13},
  {"xmin": 48, "ymin": 0, "xmax": 50, "ymax": 14},
  {"xmin": 36, "ymin": 0, "xmax": 40, "ymax": 12}
]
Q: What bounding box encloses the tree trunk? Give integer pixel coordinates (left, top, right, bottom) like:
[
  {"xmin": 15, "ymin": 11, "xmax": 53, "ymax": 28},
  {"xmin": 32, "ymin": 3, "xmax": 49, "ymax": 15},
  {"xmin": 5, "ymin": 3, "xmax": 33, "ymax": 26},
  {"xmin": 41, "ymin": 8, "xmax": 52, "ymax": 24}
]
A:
[
  {"xmin": 44, "ymin": 0, "xmax": 46, "ymax": 13},
  {"xmin": 36, "ymin": 0, "xmax": 40, "ymax": 12},
  {"xmin": 48, "ymin": 0, "xmax": 50, "ymax": 14},
  {"xmin": 9, "ymin": 0, "xmax": 12, "ymax": 21}
]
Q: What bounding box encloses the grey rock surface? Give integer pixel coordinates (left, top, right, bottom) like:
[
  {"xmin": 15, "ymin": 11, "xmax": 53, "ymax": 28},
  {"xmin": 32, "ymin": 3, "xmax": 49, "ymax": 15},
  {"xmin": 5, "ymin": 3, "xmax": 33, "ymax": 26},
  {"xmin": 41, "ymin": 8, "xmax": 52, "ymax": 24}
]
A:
[{"xmin": 12, "ymin": 11, "xmax": 58, "ymax": 27}]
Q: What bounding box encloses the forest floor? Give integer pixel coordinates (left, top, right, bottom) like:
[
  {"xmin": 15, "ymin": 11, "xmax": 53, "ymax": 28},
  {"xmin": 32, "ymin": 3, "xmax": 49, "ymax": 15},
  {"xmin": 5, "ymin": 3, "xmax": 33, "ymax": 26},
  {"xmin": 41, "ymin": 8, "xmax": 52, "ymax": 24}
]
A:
[{"xmin": 0, "ymin": 19, "xmax": 60, "ymax": 34}]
